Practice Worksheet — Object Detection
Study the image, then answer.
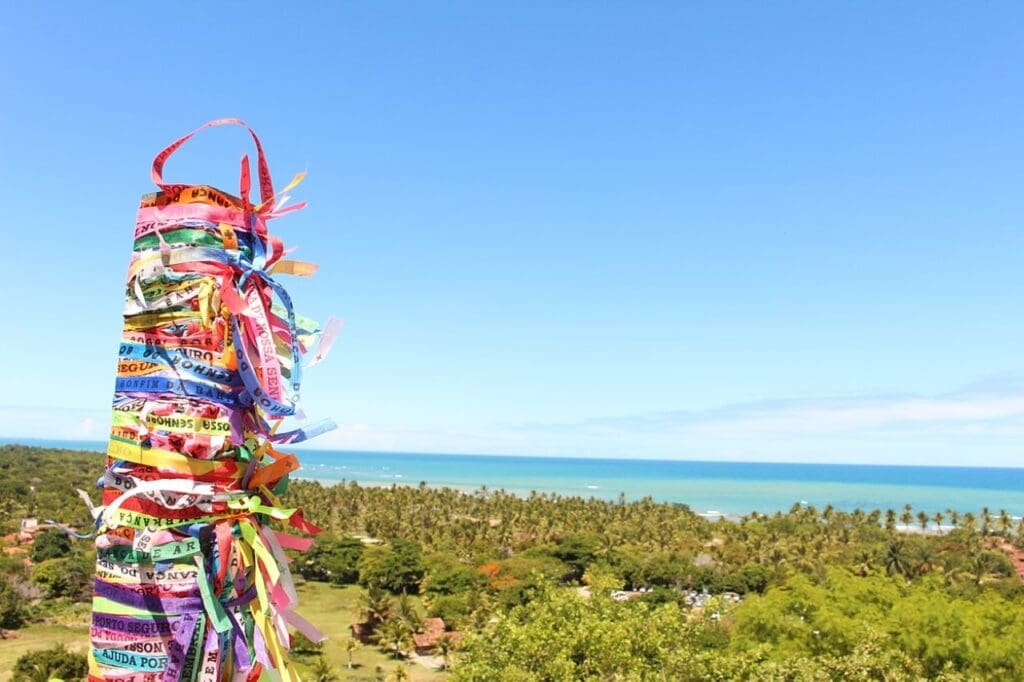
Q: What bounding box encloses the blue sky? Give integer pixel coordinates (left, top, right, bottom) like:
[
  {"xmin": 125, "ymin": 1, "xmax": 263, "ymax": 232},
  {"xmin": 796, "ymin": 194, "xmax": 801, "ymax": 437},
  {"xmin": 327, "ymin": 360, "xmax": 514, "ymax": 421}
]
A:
[{"xmin": 2, "ymin": 3, "xmax": 1023, "ymax": 465}]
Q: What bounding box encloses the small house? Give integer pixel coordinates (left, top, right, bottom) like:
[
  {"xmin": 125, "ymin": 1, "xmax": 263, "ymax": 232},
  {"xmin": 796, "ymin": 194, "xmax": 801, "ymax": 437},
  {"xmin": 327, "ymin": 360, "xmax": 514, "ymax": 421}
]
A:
[{"xmin": 412, "ymin": 617, "xmax": 460, "ymax": 655}]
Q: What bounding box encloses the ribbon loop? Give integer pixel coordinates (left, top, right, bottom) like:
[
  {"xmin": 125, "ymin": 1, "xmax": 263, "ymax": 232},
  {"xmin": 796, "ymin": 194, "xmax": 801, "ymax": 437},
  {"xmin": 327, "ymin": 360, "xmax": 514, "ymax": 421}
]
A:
[{"xmin": 151, "ymin": 118, "xmax": 275, "ymax": 209}]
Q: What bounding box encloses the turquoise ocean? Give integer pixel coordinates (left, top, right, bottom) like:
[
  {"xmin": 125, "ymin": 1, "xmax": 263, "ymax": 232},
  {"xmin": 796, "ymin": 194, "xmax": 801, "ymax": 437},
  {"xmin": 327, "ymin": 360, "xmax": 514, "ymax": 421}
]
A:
[{"xmin": 8, "ymin": 438, "xmax": 1024, "ymax": 518}]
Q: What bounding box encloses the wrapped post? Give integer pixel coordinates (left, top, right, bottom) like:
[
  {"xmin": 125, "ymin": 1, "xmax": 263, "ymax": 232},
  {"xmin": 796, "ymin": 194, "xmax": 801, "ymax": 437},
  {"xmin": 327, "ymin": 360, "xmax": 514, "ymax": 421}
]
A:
[{"xmin": 88, "ymin": 119, "xmax": 334, "ymax": 681}]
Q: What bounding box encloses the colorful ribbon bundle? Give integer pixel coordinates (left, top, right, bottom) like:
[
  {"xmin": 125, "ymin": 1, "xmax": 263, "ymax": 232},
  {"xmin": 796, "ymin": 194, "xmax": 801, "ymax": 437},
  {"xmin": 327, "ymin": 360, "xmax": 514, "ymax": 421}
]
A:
[{"xmin": 85, "ymin": 119, "xmax": 338, "ymax": 682}]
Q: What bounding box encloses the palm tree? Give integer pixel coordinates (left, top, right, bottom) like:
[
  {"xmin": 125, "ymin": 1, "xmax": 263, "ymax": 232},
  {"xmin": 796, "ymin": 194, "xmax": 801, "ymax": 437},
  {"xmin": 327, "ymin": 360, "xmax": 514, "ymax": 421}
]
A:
[
  {"xmin": 961, "ymin": 512, "xmax": 977, "ymax": 538},
  {"xmin": 852, "ymin": 548, "xmax": 876, "ymax": 577},
  {"xmin": 908, "ymin": 541, "xmax": 939, "ymax": 577},
  {"xmin": 884, "ymin": 540, "xmax": 910, "ymax": 578},
  {"xmin": 343, "ymin": 636, "xmax": 361, "ymax": 669},
  {"xmin": 998, "ymin": 509, "xmax": 1013, "ymax": 537},
  {"xmin": 598, "ymin": 532, "xmax": 618, "ymax": 558},
  {"xmin": 387, "ymin": 664, "xmax": 410, "ymax": 682},
  {"xmin": 932, "ymin": 511, "xmax": 945, "ymax": 534},
  {"xmin": 394, "ymin": 593, "xmax": 420, "ymax": 632},
  {"xmin": 885, "ymin": 509, "xmax": 897, "ymax": 533},
  {"xmin": 946, "ymin": 508, "xmax": 960, "ymax": 529},
  {"xmin": 916, "ymin": 511, "xmax": 930, "ymax": 533},
  {"xmin": 966, "ymin": 552, "xmax": 1004, "ymax": 586},
  {"xmin": 307, "ymin": 656, "xmax": 338, "ymax": 682},
  {"xmin": 899, "ymin": 504, "xmax": 913, "ymax": 530},
  {"xmin": 357, "ymin": 585, "xmax": 393, "ymax": 632},
  {"xmin": 981, "ymin": 507, "xmax": 993, "ymax": 536},
  {"xmin": 378, "ymin": 616, "xmax": 413, "ymax": 659},
  {"xmin": 436, "ymin": 633, "xmax": 456, "ymax": 671}
]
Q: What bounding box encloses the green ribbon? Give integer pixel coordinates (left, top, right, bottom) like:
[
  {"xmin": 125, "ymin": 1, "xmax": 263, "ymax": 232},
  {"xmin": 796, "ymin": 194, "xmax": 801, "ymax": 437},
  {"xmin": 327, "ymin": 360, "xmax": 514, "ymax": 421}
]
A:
[
  {"xmin": 151, "ymin": 537, "xmax": 203, "ymax": 562},
  {"xmin": 134, "ymin": 228, "xmax": 252, "ymax": 258},
  {"xmin": 194, "ymin": 557, "xmax": 233, "ymax": 634}
]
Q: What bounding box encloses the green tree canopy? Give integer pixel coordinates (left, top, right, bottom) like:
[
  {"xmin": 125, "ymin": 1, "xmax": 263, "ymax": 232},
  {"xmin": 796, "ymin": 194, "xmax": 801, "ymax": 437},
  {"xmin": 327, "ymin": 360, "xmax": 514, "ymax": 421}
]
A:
[
  {"xmin": 31, "ymin": 556, "xmax": 91, "ymax": 600},
  {"xmin": 358, "ymin": 539, "xmax": 426, "ymax": 594},
  {"xmin": 29, "ymin": 529, "xmax": 71, "ymax": 563},
  {"xmin": 298, "ymin": 536, "xmax": 365, "ymax": 585}
]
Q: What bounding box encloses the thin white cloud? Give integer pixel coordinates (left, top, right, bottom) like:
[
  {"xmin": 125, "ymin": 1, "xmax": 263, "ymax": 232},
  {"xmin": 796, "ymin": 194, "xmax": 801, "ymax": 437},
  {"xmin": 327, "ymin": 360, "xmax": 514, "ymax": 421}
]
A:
[
  {"xmin": 3, "ymin": 375, "xmax": 1024, "ymax": 466},
  {"xmin": 502, "ymin": 375, "xmax": 1024, "ymax": 465},
  {"xmin": 73, "ymin": 417, "xmax": 104, "ymax": 439},
  {"xmin": 528, "ymin": 375, "xmax": 1024, "ymax": 438},
  {"xmin": 0, "ymin": 406, "xmax": 108, "ymax": 442},
  {"xmin": 692, "ymin": 395, "xmax": 1024, "ymax": 436}
]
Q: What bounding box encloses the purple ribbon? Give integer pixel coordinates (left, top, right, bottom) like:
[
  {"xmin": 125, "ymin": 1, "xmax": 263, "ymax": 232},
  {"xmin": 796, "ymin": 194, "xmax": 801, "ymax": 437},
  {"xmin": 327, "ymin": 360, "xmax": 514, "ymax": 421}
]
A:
[
  {"xmin": 92, "ymin": 612, "xmax": 182, "ymax": 637},
  {"xmin": 163, "ymin": 613, "xmax": 203, "ymax": 680},
  {"xmin": 94, "ymin": 579, "xmax": 204, "ymax": 613}
]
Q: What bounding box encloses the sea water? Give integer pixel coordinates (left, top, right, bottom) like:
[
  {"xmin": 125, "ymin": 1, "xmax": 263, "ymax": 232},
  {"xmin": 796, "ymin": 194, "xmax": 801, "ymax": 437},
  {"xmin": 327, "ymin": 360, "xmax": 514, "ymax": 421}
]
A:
[
  {"xmin": 294, "ymin": 449, "xmax": 1024, "ymax": 518},
  {"xmin": 13, "ymin": 438, "xmax": 1023, "ymax": 518}
]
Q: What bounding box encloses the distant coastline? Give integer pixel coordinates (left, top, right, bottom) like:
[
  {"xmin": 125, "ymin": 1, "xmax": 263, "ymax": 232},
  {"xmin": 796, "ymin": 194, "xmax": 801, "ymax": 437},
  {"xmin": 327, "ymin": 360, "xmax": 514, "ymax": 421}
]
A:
[
  {"xmin": 4, "ymin": 438, "xmax": 1023, "ymax": 518},
  {"xmin": 6, "ymin": 436, "xmax": 1024, "ymax": 472}
]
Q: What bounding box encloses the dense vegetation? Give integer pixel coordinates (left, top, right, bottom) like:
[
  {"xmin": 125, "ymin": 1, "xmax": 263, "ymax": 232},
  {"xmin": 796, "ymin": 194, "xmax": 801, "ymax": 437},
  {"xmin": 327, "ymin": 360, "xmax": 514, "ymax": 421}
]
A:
[
  {"xmin": 286, "ymin": 475, "xmax": 1024, "ymax": 679},
  {"xmin": 2, "ymin": 445, "xmax": 1024, "ymax": 680},
  {"xmin": 0, "ymin": 445, "xmax": 102, "ymax": 534}
]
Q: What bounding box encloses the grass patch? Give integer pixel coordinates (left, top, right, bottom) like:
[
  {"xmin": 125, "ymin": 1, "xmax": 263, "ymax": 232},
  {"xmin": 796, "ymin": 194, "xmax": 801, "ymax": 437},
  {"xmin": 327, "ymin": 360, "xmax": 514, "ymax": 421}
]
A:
[
  {"xmin": 0, "ymin": 625, "xmax": 90, "ymax": 681},
  {"xmin": 292, "ymin": 581, "xmax": 448, "ymax": 680},
  {"xmin": 0, "ymin": 582, "xmax": 446, "ymax": 681}
]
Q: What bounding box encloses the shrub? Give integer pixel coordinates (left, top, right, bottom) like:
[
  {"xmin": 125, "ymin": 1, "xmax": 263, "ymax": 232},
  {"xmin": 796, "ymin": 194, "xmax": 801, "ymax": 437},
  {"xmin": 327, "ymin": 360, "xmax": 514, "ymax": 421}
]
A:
[
  {"xmin": 31, "ymin": 556, "xmax": 91, "ymax": 600},
  {"xmin": 0, "ymin": 576, "xmax": 26, "ymax": 629},
  {"xmin": 29, "ymin": 530, "xmax": 71, "ymax": 563},
  {"xmin": 13, "ymin": 645, "xmax": 88, "ymax": 682}
]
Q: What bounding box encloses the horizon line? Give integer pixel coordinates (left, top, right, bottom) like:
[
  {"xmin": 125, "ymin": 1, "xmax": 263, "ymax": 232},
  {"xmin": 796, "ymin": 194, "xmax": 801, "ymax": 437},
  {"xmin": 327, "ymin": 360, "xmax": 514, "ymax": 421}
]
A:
[{"xmin": 4, "ymin": 436, "xmax": 1024, "ymax": 472}]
